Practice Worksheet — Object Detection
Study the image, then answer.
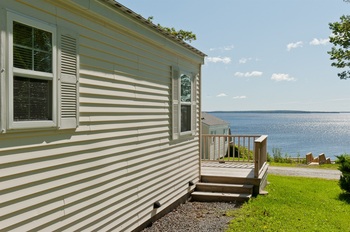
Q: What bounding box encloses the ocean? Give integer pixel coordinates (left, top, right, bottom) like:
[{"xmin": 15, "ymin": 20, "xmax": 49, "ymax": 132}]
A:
[{"xmin": 208, "ymin": 112, "xmax": 350, "ymax": 161}]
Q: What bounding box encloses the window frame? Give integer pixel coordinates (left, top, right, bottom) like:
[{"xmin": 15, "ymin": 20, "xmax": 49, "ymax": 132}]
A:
[
  {"xmin": 7, "ymin": 12, "xmax": 57, "ymax": 130},
  {"xmin": 172, "ymin": 66, "xmax": 197, "ymax": 140}
]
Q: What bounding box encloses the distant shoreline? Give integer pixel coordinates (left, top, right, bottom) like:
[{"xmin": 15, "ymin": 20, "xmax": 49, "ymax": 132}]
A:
[{"xmin": 206, "ymin": 110, "xmax": 350, "ymax": 114}]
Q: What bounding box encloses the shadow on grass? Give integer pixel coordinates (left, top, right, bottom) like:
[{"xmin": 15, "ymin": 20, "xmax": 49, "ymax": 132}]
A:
[{"xmin": 339, "ymin": 193, "xmax": 350, "ymax": 204}]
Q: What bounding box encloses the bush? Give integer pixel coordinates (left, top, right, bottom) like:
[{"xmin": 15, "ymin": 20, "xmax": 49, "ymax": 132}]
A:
[
  {"xmin": 271, "ymin": 147, "xmax": 292, "ymax": 163},
  {"xmin": 269, "ymin": 148, "xmax": 306, "ymax": 164},
  {"xmin": 272, "ymin": 147, "xmax": 283, "ymax": 162},
  {"xmin": 336, "ymin": 154, "xmax": 350, "ymax": 193},
  {"xmin": 267, "ymin": 152, "xmax": 272, "ymax": 162},
  {"xmin": 226, "ymin": 144, "xmax": 253, "ymax": 160}
]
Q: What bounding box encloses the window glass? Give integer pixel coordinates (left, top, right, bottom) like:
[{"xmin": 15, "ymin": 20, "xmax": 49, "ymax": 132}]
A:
[
  {"xmin": 181, "ymin": 74, "xmax": 191, "ymax": 102},
  {"xmin": 181, "ymin": 105, "xmax": 191, "ymax": 132},
  {"xmin": 180, "ymin": 74, "xmax": 191, "ymax": 132},
  {"xmin": 13, "ymin": 22, "xmax": 52, "ymax": 73},
  {"xmin": 13, "ymin": 76, "xmax": 52, "ymax": 121},
  {"xmin": 12, "ymin": 21, "xmax": 54, "ymax": 123}
]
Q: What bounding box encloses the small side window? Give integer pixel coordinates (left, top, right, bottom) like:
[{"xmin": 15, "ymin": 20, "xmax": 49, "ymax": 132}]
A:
[{"xmin": 172, "ymin": 66, "xmax": 197, "ymax": 140}]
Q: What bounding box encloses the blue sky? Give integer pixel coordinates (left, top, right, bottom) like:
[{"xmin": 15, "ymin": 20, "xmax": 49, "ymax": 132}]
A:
[{"xmin": 117, "ymin": 0, "xmax": 350, "ymax": 112}]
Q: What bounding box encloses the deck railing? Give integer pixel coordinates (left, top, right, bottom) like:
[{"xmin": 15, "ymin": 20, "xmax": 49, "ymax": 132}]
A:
[{"xmin": 201, "ymin": 134, "xmax": 268, "ymax": 178}]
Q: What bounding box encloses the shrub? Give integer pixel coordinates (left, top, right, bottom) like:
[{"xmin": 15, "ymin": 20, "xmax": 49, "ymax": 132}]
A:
[
  {"xmin": 272, "ymin": 147, "xmax": 282, "ymax": 162},
  {"xmin": 336, "ymin": 154, "xmax": 350, "ymax": 193},
  {"xmin": 270, "ymin": 148, "xmax": 305, "ymax": 164},
  {"xmin": 226, "ymin": 144, "xmax": 253, "ymax": 160},
  {"xmin": 267, "ymin": 152, "xmax": 272, "ymax": 162}
]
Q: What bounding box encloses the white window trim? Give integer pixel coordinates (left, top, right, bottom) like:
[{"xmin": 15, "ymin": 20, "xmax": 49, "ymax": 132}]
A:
[
  {"xmin": 172, "ymin": 66, "xmax": 197, "ymax": 140},
  {"xmin": 0, "ymin": 9, "xmax": 4, "ymax": 133},
  {"xmin": 7, "ymin": 11, "xmax": 57, "ymax": 130}
]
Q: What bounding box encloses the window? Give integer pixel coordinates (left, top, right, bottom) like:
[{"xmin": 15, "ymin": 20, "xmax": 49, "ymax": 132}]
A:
[
  {"xmin": 13, "ymin": 21, "xmax": 54, "ymax": 122},
  {"xmin": 172, "ymin": 66, "xmax": 197, "ymax": 140},
  {"xmin": 210, "ymin": 131, "xmax": 216, "ymax": 143},
  {"xmin": 5, "ymin": 12, "xmax": 78, "ymax": 131},
  {"xmin": 8, "ymin": 13, "xmax": 57, "ymax": 129},
  {"xmin": 180, "ymin": 74, "xmax": 191, "ymax": 132}
]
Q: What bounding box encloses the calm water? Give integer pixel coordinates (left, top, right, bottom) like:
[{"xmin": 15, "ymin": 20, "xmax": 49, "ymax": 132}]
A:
[{"xmin": 209, "ymin": 112, "xmax": 350, "ymax": 160}]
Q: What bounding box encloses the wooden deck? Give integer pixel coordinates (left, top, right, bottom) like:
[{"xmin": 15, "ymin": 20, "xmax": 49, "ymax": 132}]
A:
[
  {"xmin": 197, "ymin": 134, "xmax": 268, "ymax": 200},
  {"xmin": 201, "ymin": 161, "xmax": 255, "ymax": 178},
  {"xmin": 199, "ymin": 161, "xmax": 268, "ymax": 196}
]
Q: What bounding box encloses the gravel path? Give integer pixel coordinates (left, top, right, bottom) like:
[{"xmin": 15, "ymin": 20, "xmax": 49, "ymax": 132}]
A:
[
  {"xmin": 141, "ymin": 166, "xmax": 341, "ymax": 232},
  {"xmin": 141, "ymin": 201, "xmax": 240, "ymax": 232},
  {"xmin": 268, "ymin": 166, "xmax": 341, "ymax": 179}
]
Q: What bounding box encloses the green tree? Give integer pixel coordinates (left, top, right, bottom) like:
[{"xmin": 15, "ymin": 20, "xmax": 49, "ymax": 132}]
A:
[
  {"xmin": 336, "ymin": 154, "xmax": 350, "ymax": 193},
  {"xmin": 328, "ymin": 15, "xmax": 350, "ymax": 79},
  {"xmin": 147, "ymin": 16, "xmax": 196, "ymax": 43}
]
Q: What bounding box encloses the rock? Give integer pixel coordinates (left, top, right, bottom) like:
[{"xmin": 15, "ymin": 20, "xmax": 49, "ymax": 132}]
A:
[
  {"xmin": 306, "ymin": 152, "xmax": 314, "ymax": 164},
  {"xmin": 319, "ymin": 153, "xmax": 326, "ymax": 165}
]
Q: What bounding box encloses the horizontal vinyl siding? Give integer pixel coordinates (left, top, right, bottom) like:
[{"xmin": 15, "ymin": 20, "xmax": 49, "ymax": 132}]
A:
[{"xmin": 0, "ymin": 1, "xmax": 203, "ymax": 231}]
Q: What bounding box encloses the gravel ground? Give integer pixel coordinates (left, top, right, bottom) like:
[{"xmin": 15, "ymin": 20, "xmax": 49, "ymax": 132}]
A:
[
  {"xmin": 141, "ymin": 167, "xmax": 340, "ymax": 232},
  {"xmin": 268, "ymin": 166, "xmax": 341, "ymax": 179},
  {"xmin": 141, "ymin": 201, "xmax": 241, "ymax": 232}
]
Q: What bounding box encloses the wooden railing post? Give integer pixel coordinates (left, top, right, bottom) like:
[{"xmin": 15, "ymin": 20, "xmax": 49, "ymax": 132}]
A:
[
  {"xmin": 254, "ymin": 135, "xmax": 268, "ymax": 178},
  {"xmin": 254, "ymin": 141, "xmax": 260, "ymax": 178}
]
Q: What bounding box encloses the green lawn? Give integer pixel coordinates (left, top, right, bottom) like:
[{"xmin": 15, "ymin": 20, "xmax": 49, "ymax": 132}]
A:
[{"xmin": 226, "ymin": 175, "xmax": 350, "ymax": 232}]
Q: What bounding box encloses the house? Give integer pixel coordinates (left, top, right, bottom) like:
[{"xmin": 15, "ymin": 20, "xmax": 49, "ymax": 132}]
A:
[
  {"xmin": 0, "ymin": 1, "xmax": 205, "ymax": 231},
  {"xmin": 201, "ymin": 112, "xmax": 230, "ymax": 160}
]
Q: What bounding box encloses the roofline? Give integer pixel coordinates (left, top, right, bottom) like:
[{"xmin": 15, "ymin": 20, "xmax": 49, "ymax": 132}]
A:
[
  {"xmin": 202, "ymin": 121, "xmax": 230, "ymax": 126},
  {"xmin": 100, "ymin": 0, "xmax": 206, "ymax": 57}
]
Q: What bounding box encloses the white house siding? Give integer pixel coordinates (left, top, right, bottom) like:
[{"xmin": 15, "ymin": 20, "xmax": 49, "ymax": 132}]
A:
[{"xmin": 0, "ymin": 0, "xmax": 204, "ymax": 231}]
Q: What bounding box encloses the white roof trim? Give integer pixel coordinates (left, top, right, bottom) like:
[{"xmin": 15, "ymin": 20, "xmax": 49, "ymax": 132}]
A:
[{"xmin": 100, "ymin": 0, "xmax": 206, "ymax": 57}]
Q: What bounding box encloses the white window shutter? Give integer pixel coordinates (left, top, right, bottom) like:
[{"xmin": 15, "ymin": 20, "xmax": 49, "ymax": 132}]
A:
[
  {"xmin": 172, "ymin": 66, "xmax": 180, "ymax": 140},
  {"xmin": 191, "ymin": 73, "xmax": 197, "ymax": 135},
  {"xmin": 0, "ymin": 35, "xmax": 2, "ymax": 134},
  {"xmin": 58, "ymin": 29, "xmax": 79, "ymax": 129}
]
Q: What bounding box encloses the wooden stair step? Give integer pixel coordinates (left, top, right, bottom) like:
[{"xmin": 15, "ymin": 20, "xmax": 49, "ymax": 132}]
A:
[
  {"xmin": 192, "ymin": 191, "xmax": 251, "ymax": 202},
  {"xmin": 195, "ymin": 182, "xmax": 253, "ymax": 194},
  {"xmin": 201, "ymin": 175, "xmax": 260, "ymax": 186}
]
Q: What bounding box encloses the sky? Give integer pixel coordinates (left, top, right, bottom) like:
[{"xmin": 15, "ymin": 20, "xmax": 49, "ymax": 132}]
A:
[{"xmin": 117, "ymin": 0, "xmax": 350, "ymax": 112}]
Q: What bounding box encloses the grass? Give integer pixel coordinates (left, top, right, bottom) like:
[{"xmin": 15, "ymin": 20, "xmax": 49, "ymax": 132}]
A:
[{"xmin": 226, "ymin": 175, "xmax": 350, "ymax": 232}]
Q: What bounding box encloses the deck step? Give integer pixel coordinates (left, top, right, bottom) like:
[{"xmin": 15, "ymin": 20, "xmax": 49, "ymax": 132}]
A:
[
  {"xmin": 192, "ymin": 191, "xmax": 251, "ymax": 202},
  {"xmin": 195, "ymin": 182, "xmax": 253, "ymax": 194},
  {"xmin": 201, "ymin": 175, "xmax": 260, "ymax": 186}
]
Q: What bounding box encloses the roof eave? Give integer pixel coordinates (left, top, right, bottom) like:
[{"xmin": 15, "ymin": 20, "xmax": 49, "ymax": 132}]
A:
[{"xmin": 101, "ymin": 0, "xmax": 206, "ymax": 57}]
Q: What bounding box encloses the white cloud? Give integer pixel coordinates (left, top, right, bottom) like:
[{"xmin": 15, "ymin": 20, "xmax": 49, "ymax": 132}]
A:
[
  {"xmin": 223, "ymin": 45, "xmax": 234, "ymax": 51},
  {"xmin": 271, "ymin": 73, "xmax": 296, "ymax": 82},
  {"xmin": 239, "ymin": 57, "xmax": 252, "ymax": 64},
  {"xmin": 209, "ymin": 45, "xmax": 234, "ymax": 51},
  {"xmin": 234, "ymin": 71, "xmax": 263, "ymax": 77},
  {"xmin": 216, "ymin": 93, "xmax": 228, "ymax": 97},
  {"xmin": 286, "ymin": 41, "xmax": 303, "ymax": 51},
  {"xmin": 233, "ymin": 96, "xmax": 247, "ymax": 99},
  {"xmin": 206, "ymin": 56, "xmax": 231, "ymax": 64},
  {"xmin": 309, "ymin": 38, "xmax": 329, "ymax": 45}
]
